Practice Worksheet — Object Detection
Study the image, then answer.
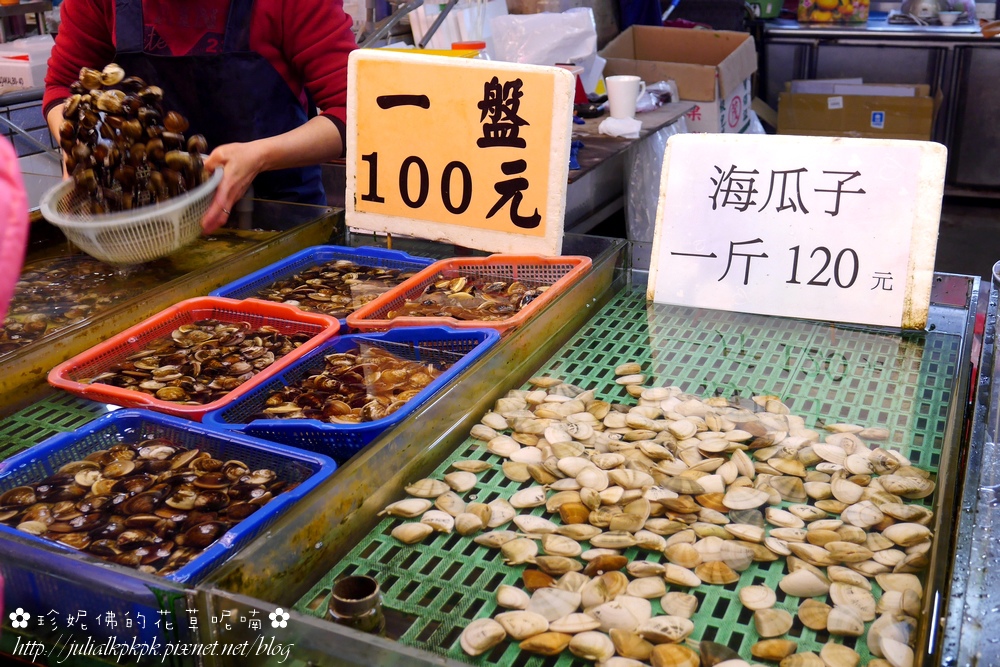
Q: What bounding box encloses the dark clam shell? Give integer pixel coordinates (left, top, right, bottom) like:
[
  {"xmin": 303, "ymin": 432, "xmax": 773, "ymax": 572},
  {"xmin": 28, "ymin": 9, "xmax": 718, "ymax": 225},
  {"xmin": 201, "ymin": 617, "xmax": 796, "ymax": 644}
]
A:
[
  {"xmin": 181, "ymin": 521, "xmax": 227, "ymax": 549},
  {"xmin": 90, "ymin": 517, "xmax": 127, "ymax": 540},
  {"xmin": 192, "ymin": 472, "xmax": 228, "ymax": 490},
  {"xmin": 0, "ymin": 486, "xmax": 37, "ymax": 507},
  {"xmin": 89, "ymin": 539, "xmax": 121, "ymax": 557},
  {"xmin": 226, "ymin": 502, "xmax": 258, "ymax": 521},
  {"xmin": 120, "ymin": 491, "xmax": 162, "ymax": 515},
  {"xmin": 124, "ymin": 514, "xmax": 162, "ymax": 529},
  {"xmin": 116, "ymin": 528, "xmax": 158, "ymax": 551},
  {"xmin": 112, "ymin": 473, "xmax": 155, "ymax": 496},
  {"xmin": 193, "ymin": 491, "xmax": 229, "ymax": 512},
  {"xmin": 56, "ymin": 532, "xmax": 91, "ymax": 550}
]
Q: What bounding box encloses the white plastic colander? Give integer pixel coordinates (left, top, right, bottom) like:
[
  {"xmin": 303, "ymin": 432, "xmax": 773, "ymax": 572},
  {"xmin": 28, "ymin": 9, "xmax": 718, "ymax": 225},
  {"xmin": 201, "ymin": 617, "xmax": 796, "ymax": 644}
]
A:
[{"xmin": 39, "ymin": 167, "xmax": 223, "ymax": 266}]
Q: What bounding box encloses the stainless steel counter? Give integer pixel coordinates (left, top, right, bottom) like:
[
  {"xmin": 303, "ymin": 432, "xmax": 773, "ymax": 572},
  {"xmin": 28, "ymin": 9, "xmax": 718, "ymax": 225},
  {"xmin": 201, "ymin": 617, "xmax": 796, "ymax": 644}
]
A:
[{"xmin": 764, "ymin": 16, "xmax": 985, "ymax": 39}]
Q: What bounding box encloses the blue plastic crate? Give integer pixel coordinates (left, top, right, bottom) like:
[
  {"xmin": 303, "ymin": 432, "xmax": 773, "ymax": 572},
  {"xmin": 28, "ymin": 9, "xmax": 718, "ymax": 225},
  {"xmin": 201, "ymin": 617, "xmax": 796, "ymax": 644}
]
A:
[
  {"xmin": 208, "ymin": 245, "xmax": 435, "ymax": 329},
  {"xmin": 202, "ymin": 327, "xmax": 499, "ymax": 462},
  {"xmin": 0, "ymin": 409, "xmax": 337, "ymax": 585}
]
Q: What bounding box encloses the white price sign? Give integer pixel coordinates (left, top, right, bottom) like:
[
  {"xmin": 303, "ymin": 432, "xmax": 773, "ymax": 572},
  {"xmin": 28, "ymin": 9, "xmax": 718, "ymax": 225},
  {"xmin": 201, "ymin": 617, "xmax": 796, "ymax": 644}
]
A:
[{"xmin": 648, "ymin": 134, "xmax": 946, "ymax": 329}]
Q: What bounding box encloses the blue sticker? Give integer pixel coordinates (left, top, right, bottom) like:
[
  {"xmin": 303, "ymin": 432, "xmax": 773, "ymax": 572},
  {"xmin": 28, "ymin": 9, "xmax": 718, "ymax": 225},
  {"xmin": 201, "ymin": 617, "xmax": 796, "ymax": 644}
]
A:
[{"xmin": 871, "ymin": 111, "xmax": 885, "ymax": 129}]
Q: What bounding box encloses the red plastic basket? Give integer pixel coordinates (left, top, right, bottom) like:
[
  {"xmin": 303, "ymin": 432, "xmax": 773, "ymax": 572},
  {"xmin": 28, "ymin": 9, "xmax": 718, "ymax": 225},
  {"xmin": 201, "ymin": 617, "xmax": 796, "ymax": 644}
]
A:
[
  {"xmin": 345, "ymin": 255, "xmax": 592, "ymax": 334},
  {"xmin": 48, "ymin": 297, "xmax": 340, "ymax": 420}
]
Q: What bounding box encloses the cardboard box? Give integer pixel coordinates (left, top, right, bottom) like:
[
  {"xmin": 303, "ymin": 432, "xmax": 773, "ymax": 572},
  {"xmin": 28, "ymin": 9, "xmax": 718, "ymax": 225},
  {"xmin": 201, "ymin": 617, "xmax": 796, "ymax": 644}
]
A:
[
  {"xmin": 599, "ymin": 25, "xmax": 757, "ymax": 133},
  {"xmin": 778, "ymin": 84, "xmax": 934, "ymax": 141}
]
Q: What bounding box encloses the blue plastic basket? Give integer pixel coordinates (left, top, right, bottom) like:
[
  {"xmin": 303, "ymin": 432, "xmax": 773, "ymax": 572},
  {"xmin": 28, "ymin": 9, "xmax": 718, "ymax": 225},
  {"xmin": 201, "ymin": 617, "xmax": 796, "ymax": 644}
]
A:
[
  {"xmin": 208, "ymin": 245, "xmax": 435, "ymax": 329},
  {"xmin": 202, "ymin": 327, "xmax": 499, "ymax": 462},
  {"xmin": 0, "ymin": 409, "xmax": 336, "ymax": 585}
]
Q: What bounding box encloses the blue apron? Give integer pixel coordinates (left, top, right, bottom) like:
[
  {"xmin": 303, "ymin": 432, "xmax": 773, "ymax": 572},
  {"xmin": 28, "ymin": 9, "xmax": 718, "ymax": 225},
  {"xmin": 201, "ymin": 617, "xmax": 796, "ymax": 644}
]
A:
[{"xmin": 113, "ymin": 0, "xmax": 326, "ymax": 206}]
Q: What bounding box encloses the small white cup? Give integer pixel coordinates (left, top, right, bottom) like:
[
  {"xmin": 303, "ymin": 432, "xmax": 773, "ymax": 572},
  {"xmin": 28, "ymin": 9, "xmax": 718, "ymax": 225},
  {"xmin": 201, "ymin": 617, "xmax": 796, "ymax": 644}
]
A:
[
  {"xmin": 938, "ymin": 10, "xmax": 961, "ymax": 24},
  {"xmin": 606, "ymin": 75, "xmax": 646, "ymax": 119}
]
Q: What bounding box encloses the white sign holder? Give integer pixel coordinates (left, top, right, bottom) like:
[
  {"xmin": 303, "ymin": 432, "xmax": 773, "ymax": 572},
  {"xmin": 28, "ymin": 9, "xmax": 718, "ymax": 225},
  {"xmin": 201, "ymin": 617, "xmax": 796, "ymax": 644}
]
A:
[{"xmin": 648, "ymin": 134, "xmax": 946, "ymax": 329}]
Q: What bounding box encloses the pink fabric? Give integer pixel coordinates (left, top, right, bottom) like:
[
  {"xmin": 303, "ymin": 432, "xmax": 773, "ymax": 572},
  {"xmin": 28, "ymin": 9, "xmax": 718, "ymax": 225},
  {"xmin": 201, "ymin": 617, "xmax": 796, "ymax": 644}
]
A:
[{"xmin": 0, "ymin": 138, "xmax": 29, "ymax": 320}]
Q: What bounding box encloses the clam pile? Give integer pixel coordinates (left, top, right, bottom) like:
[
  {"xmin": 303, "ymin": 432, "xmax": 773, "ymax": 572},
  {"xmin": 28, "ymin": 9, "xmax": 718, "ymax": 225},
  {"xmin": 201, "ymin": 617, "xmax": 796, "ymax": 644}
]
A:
[
  {"xmin": 253, "ymin": 259, "xmax": 422, "ymax": 318},
  {"xmin": 59, "ymin": 63, "xmax": 211, "ymax": 214},
  {"xmin": 254, "ymin": 344, "xmax": 451, "ymax": 423},
  {"xmin": 1, "ymin": 257, "xmax": 166, "ymax": 356},
  {"xmin": 386, "ymin": 275, "xmax": 549, "ymax": 322},
  {"xmin": 0, "ymin": 439, "xmax": 290, "ymax": 575},
  {"xmin": 384, "ymin": 365, "xmax": 934, "ymax": 667},
  {"xmin": 86, "ymin": 320, "xmax": 310, "ymax": 404}
]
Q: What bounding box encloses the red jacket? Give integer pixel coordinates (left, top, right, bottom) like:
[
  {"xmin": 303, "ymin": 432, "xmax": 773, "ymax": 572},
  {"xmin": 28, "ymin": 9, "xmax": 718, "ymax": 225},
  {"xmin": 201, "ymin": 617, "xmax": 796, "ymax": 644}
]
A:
[{"xmin": 44, "ymin": 0, "xmax": 356, "ymax": 141}]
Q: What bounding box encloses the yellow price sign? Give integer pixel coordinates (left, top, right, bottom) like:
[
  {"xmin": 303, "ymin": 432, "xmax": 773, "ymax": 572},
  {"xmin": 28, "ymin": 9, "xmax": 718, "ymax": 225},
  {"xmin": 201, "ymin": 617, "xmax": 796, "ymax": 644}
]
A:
[{"xmin": 346, "ymin": 50, "xmax": 575, "ymax": 255}]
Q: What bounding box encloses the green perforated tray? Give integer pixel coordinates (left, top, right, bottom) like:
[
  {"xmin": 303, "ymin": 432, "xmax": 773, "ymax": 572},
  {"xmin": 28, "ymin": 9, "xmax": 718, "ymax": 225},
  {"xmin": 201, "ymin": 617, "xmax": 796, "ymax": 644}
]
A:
[
  {"xmin": 0, "ymin": 392, "xmax": 107, "ymax": 462},
  {"xmin": 295, "ymin": 288, "xmax": 959, "ymax": 665}
]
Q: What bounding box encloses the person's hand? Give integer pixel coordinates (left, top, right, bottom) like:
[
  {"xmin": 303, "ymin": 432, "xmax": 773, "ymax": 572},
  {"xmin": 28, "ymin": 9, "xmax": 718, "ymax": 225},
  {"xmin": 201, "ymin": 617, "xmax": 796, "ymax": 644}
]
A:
[{"xmin": 202, "ymin": 141, "xmax": 266, "ymax": 234}]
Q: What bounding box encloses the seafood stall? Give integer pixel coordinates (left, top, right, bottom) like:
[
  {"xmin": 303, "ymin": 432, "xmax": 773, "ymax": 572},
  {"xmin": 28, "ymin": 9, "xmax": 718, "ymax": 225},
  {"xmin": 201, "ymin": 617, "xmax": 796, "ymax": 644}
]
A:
[
  {"xmin": 159, "ymin": 232, "xmax": 971, "ymax": 667},
  {"xmin": 0, "ymin": 224, "xmax": 986, "ymax": 666}
]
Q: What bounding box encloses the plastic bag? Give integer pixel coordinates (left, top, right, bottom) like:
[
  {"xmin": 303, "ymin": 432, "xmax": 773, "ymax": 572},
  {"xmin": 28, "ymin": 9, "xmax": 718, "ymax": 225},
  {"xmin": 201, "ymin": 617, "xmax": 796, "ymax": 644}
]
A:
[
  {"xmin": 490, "ymin": 8, "xmax": 597, "ymax": 66},
  {"xmin": 635, "ymin": 80, "xmax": 680, "ymax": 114},
  {"xmin": 624, "ymin": 118, "xmax": 687, "ymax": 269}
]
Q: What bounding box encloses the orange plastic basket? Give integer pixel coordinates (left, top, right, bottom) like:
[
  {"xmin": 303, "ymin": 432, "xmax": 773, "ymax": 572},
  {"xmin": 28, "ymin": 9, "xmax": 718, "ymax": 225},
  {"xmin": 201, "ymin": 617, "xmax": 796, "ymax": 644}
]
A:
[
  {"xmin": 48, "ymin": 297, "xmax": 340, "ymax": 421},
  {"xmin": 345, "ymin": 255, "xmax": 592, "ymax": 335}
]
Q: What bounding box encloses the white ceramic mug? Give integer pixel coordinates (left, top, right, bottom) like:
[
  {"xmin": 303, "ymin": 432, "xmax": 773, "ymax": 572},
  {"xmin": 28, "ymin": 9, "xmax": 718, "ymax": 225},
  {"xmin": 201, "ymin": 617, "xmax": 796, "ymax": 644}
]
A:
[{"xmin": 606, "ymin": 75, "xmax": 647, "ymax": 119}]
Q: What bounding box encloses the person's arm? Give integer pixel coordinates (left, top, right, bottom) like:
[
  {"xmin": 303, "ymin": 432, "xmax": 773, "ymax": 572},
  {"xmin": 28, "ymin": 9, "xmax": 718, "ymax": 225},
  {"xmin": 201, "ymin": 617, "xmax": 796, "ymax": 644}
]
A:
[
  {"xmin": 43, "ymin": 0, "xmax": 115, "ymax": 120},
  {"xmin": 44, "ymin": 0, "xmax": 115, "ymax": 177},
  {"xmin": 201, "ymin": 116, "xmax": 343, "ymax": 233},
  {"xmin": 46, "ymin": 104, "xmax": 69, "ymax": 178}
]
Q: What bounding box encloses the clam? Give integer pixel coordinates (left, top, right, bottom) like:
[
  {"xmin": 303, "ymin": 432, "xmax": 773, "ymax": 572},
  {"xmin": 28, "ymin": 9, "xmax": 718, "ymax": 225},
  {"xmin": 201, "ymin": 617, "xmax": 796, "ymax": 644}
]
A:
[
  {"xmin": 610, "ymin": 628, "xmax": 654, "ymax": 661},
  {"xmin": 739, "ymin": 585, "xmax": 776, "ymax": 610},
  {"xmin": 378, "ymin": 498, "xmax": 432, "ymax": 518},
  {"xmin": 404, "ymin": 478, "xmax": 448, "ymax": 498},
  {"xmin": 754, "ymin": 608, "xmax": 794, "ymax": 638},
  {"xmin": 752, "ymin": 639, "xmax": 799, "ymax": 662},
  {"xmin": 443, "ymin": 471, "xmax": 477, "ymax": 493},
  {"xmin": 819, "ymin": 642, "xmax": 860, "ymax": 667},
  {"xmin": 650, "ymin": 644, "xmax": 700, "ymax": 667},
  {"xmin": 663, "ymin": 563, "xmax": 702, "ymax": 587},
  {"xmin": 550, "ymin": 613, "xmax": 602, "ymax": 634},
  {"xmin": 451, "ymin": 460, "xmax": 492, "ymax": 474},
  {"xmin": 495, "ymin": 611, "xmax": 549, "ymax": 640},
  {"xmin": 637, "ymin": 615, "xmax": 694, "ymax": 644},
  {"xmin": 509, "ymin": 486, "xmax": 547, "ymax": 509},
  {"xmin": 827, "ymin": 605, "xmax": 865, "ymax": 636},
  {"xmin": 460, "ymin": 618, "xmax": 506, "ymax": 656},
  {"xmin": 540, "ymin": 533, "xmax": 582, "ymax": 558},
  {"xmin": 780, "ymin": 568, "xmax": 830, "ymax": 598},
  {"xmin": 526, "ymin": 587, "xmax": 581, "ymax": 621},
  {"xmin": 797, "ymin": 599, "xmax": 831, "ymax": 631},
  {"xmin": 501, "ymin": 537, "xmax": 538, "ymax": 565},
  {"xmin": 534, "ymin": 555, "xmax": 583, "ymax": 576},
  {"xmin": 391, "ymin": 522, "xmax": 434, "ymax": 544},
  {"xmin": 519, "ymin": 631, "xmax": 572, "ymax": 656},
  {"xmin": 514, "ymin": 514, "xmax": 558, "ymax": 535},
  {"xmin": 568, "ymin": 630, "xmax": 615, "ymax": 661},
  {"xmin": 661, "ymin": 592, "xmax": 699, "ymax": 619},
  {"xmin": 434, "ymin": 491, "xmax": 466, "ymax": 517},
  {"xmin": 781, "ymin": 652, "xmax": 826, "ymax": 667},
  {"xmin": 496, "ymin": 584, "xmax": 530, "ymax": 610},
  {"xmin": 587, "ymin": 596, "xmax": 651, "ymax": 633},
  {"xmin": 454, "ymin": 513, "xmax": 485, "ymax": 535},
  {"xmin": 487, "ymin": 499, "xmax": 516, "ymax": 528},
  {"xmin": 625, "ymin": 576, "xmax": 666, "ymax": 599}
]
